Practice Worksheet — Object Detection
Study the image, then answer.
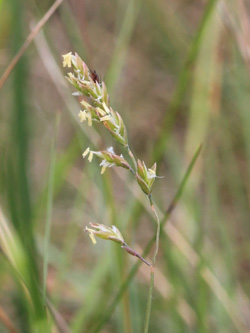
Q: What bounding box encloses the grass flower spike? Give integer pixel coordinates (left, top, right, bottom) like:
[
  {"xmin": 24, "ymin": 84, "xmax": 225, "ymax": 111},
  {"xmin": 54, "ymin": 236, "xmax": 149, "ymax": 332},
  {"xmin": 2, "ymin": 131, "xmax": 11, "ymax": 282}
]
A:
[
  {"xmin": 82, "ymin": 146, "xmax": 132, "ymax": 174},
  {"xmin": 85, "ymin": 223, "xmax": 124, "ymax": 245},
  {"xmin": 85, "ymin": 223, "xmax": 151, "ymax": 266},
  {"xmin": 63, "ymin": 52, "xmax": 128, "ymax": 146},
  {"xmin": 63, "ymin": 52, "xmax": 160, "ymax": 332}
]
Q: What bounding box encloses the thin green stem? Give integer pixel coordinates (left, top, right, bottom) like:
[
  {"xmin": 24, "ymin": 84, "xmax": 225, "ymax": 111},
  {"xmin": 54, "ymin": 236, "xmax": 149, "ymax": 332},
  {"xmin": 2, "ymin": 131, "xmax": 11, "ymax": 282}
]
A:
[
  {"xmin": 143, "ymin": 194, "xmax": 160, "ymax": 333},
  {"xmin": 129, "ymin": 167, "xmax": 136, "ymax": 176},
  {"xmin": 126, "ymin": 145, "xmax": 137, "ymax": 171},
  {"xmin": 121, "ymin": 242, "xmax": 151, "ymax": 267},
  {"xmin": 144, "ymin": 269, "xmax": 155, "ymax": 333},
  {"xmin": 149, "ymin": 195, "xmax": 161, "ymax": 266}
]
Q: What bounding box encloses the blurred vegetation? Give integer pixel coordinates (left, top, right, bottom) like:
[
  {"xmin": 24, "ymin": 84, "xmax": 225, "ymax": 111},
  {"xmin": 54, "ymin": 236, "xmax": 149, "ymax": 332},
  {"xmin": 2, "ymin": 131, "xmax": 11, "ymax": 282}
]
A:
[{"xmin": 0, "ymin": 0, "xmax": 250, "ymax": 332}]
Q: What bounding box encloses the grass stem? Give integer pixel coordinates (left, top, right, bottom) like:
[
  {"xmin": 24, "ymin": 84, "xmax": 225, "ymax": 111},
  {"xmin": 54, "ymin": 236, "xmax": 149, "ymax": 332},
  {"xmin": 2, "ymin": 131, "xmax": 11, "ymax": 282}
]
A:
[
  {"xmin": 126, "ymin": 145, "xmax": 137, "ymax": 171},
  {"xmin": 143, "ymin": 195, "xmax": 160, "ymax": 332}
]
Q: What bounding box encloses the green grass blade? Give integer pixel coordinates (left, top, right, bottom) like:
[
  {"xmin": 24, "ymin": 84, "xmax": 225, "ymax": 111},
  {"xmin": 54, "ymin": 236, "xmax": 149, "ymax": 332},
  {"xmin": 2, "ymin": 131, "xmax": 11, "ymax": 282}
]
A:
[
  {"xmin": 165, "ymin": 144, "xmax": 202, "ymax": 218},
  {"xmin": 43, "ymin": 114, "xmax": 60, "ymax": 302},
  {"xmin": 105, "ymin": 0, "xmax": 143, "ymax": 94},
  {"xmin": 153, "ymin": 0, "xmax": 217, "ymax": 162}
]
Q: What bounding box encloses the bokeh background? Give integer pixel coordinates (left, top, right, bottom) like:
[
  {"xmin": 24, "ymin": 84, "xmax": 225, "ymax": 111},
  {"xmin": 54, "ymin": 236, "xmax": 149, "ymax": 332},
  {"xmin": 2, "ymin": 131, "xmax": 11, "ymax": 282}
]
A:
[{"xmin": 0, "ymin": 0, "xmax": 250, "ymax": 332}]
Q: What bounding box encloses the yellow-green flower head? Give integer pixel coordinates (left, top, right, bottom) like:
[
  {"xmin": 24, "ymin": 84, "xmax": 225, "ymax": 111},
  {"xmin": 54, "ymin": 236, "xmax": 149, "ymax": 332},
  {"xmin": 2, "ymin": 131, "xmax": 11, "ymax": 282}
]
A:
[
  {"xmin": 85, "ymin": 223, "xmax": 125, "ymax": 245},
  {"xmin": 136, "ymin": 160, "xmax": 157, "ymax": 195},
  {"xmin": 62, "ymin": 52, "xmax": 128, "ymax": 146}
]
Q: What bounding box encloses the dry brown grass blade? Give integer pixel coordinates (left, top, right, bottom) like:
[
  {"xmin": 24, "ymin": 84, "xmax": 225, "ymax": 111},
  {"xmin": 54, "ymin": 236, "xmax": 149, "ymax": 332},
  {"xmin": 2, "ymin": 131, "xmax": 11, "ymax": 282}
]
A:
[
  {"xmin": 0, "ymin": 0, "xmax": 64, "ymax": 90},
  {"xmin": 0, "ymin": 306, "xmax": 17, "ymax": 333},
  {"xmin": 165, "ymin": 223, "xmax": 246, "ymax": 332},
  {"xmin": 220, "ymin": 0, "xmax": 250, "ymax": 77}
]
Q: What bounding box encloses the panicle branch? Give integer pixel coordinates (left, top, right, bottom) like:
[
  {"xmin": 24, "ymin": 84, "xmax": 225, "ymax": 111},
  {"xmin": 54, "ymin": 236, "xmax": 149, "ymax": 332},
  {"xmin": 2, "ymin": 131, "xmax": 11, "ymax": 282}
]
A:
[{"xmin": 62, "ymin": 52, "xmax": 159, "ymax": 268}]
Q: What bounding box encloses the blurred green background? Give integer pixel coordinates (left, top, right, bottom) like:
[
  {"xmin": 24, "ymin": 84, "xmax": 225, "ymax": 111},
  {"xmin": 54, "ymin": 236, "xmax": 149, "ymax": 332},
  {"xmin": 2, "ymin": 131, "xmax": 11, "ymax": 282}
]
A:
[{"xmin": 0, "ymin": 0, "xmax": 250, "ymax": 332}]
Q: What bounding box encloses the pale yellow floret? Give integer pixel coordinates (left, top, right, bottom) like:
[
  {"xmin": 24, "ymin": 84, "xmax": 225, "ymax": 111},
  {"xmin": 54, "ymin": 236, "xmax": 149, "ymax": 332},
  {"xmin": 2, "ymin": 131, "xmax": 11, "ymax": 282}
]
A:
[
  {"xmin": 101, "ymin": 165, "xmax": 106, "ymax": 174},
  {"xmin": 102, "ymin": 102, "xmax": 110, "ymax": 114},
  {"xmin": 89, "ymin": 232, "xmax": 97, "ymax": 244},
  {"xmin": 85, "ymin": 227, "xmax": 97, "ymax": 244},
  {"xmin": 86, "ymin": 113, "xmax": 92, "ymax": 127},
  {"xmin": 78, "ymin": 110, "xmax": 86, "ymax": 122},
  {"xmin": 82, "ymin": 147, "xmax": 90, "ymax": 158},
  {"xmin": 96, "ymin": 107, "xmax": 106, "ymax": 116},
  {"xmin": 100, "ymin": 115, "xmax": 112, "ymax": 122},
  {"xmin": 62, "ymin": 52, "xmax": 73, "ymax": 68},
  {"xmin": 80, "ymin": 100, "xmax": 91, "ymax": 109},
  {"xmin": 88, "ymin": 151, "xmax": 94, "ymax": 162}
]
